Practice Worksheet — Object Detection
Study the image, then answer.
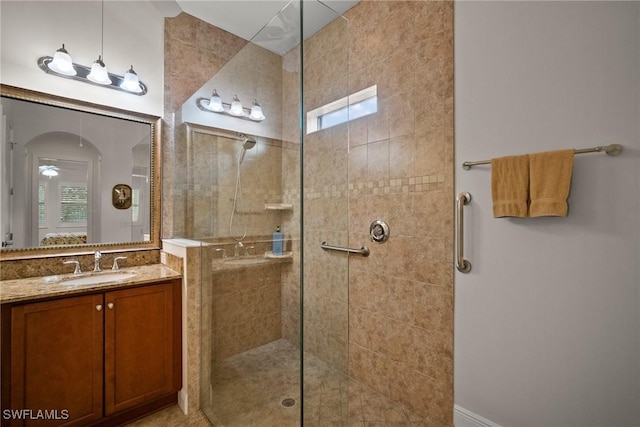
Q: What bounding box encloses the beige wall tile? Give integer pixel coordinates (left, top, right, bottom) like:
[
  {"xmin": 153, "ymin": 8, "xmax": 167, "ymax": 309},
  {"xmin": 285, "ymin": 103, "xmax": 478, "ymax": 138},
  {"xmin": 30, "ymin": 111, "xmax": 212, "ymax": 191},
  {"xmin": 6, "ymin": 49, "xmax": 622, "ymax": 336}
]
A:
[
  {"xmin": 340, "ymin": 0, "xmax": 454, "ymax": 422},
  {"xmin": 163, "ymin": 1, "xmax": 454, "ymax": 423}
]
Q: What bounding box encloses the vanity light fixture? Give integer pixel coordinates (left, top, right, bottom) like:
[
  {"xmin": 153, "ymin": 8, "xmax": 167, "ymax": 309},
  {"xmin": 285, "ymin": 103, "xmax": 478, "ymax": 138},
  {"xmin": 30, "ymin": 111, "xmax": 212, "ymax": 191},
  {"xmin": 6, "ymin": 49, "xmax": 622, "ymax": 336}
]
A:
[
  {"xmin": 229, "ymin": 95, "xmax": 245, "ymax": 117},
  {"xmin": 207, "ymin": 89, "xmax": 225, "ymax": 112},
  {"xmin": 87, "ymin": 56, "xmax": 111, "ymax": 85},
  {"xmin": 47, "ymin": 44, "xmax": 76, "ymax": 76},
  {"xmin": 249, "ymin": 101, "xmax": 266, "ymax": 121},
  {"xmin": 38, "ymin": 0, "xmax": 146, "ymax": 94},
  {"xmin": 120, "ymin": 66, "xmax": 143, "ymax": 93},
  {"xmin": 197, "ymin": 90, "xmax": 267, "ymax": 122},
  {"xmin": 39, "ymin": 45, "xmax": 147, "ymax": 95}
]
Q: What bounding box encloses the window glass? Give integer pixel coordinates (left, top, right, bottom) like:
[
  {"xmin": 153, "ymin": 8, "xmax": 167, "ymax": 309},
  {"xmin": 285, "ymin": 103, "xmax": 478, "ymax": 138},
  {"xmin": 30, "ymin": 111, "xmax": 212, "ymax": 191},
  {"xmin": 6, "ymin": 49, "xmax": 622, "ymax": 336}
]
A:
[
  {"xmin": 38, "ymin": 183, "xmax": 46, "ymax": 225},
  {"xmin": 307, "ymin": 85, "xmax": 377, "ymax": 134},
  {"xmin": 132, "ymin": 189, "xmax": 140, "ymax": 223},
  {"xmin": 59, "ymin": 185, "xmax": 87, "ymax": 224}
]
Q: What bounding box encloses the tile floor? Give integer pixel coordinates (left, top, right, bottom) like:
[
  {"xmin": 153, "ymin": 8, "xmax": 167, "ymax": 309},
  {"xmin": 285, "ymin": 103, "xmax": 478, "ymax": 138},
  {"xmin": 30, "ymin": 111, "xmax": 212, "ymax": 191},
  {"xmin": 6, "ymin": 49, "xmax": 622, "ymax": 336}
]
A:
[{"xmin": 131, "ymin": 339, "xmax": 428, "ymax": 427}]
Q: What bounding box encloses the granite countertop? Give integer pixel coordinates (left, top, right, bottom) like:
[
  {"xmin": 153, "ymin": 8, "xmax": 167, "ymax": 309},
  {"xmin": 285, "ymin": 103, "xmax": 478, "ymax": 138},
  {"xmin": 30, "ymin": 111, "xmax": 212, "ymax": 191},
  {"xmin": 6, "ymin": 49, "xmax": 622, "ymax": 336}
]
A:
[{"xmin": 0, "ymin": 264, "xmax": 181, "ymax": 304}]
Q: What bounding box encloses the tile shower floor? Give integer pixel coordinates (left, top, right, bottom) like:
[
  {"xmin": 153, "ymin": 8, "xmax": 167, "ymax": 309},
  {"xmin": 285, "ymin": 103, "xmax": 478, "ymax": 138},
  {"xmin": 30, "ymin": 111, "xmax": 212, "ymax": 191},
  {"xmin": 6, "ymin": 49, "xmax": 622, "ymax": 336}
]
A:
[
  {"xmin": 206, "ymin": 339, "xmax": 427, "ymax": 427},
  {"xmin": 132, "ymin": 339, "xmax": 427, "ymax": 426}
]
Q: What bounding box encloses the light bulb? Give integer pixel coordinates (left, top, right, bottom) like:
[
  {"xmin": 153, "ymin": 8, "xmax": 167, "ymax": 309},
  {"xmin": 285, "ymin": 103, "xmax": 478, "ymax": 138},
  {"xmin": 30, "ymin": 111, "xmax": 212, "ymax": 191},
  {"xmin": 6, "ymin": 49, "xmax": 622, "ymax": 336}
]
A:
[
  {"xmin": 87, "ymin": 55, "xmax": 112, "ymax": 85},
  {"xmin": 229, "ymin": 95, "xmax": 245, "ymax": 117},
  {"xmin": 120, "ymin": 65, "xmax": 142, "ymax": 93},
  {"xmin": 207, "ymin": 89, "xmax": 224, "ymax": 112},
  {"xmin": 47, "ymin": 44, "xmax": 77, "ymax": 76},
  {"xmin": 249, "ymin": 100, "xmax": 266, "ymax": 121}
]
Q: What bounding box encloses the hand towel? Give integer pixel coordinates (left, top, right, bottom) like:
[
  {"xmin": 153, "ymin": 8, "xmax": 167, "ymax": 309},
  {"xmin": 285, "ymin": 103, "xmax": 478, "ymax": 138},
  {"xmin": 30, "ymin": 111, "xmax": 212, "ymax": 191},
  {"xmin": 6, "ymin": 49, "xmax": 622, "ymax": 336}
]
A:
[
  {"xmin": 491, "ymin": 154, "xmax": 530, "ymax": 218},
  {"xmin": 529, "ymin": 149, "xmax": 574, "ymax": 217}
]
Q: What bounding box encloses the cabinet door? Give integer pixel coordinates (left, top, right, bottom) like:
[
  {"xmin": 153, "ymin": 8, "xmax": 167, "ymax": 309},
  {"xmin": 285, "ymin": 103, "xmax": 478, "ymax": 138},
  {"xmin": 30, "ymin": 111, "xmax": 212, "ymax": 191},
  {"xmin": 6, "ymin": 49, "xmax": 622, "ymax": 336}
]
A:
[
  {"xmin": 10, "ymin": 294, "xmax": 104, "ymax": 427},
  {"xmin": 103, "ymin": 280, "xmax": 181, "ymax": 415}
]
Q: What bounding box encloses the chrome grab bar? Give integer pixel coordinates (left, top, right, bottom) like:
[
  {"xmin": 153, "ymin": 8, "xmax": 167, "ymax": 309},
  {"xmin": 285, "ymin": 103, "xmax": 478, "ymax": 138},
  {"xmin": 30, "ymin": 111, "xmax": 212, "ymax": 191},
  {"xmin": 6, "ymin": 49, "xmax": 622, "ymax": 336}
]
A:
[
  {"xmin": 456, "ymin": 192, "xmax": 472, "ymax": 273},
  {"xmin": 321, "ymin": 241, "xmax": 370, "ymax": 257}
]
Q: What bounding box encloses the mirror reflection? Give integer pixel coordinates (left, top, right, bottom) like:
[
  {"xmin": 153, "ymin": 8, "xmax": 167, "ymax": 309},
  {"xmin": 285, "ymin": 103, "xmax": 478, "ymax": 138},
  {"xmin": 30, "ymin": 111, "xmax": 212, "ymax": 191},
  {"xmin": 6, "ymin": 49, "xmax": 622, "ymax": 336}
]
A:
[{"xmin": 1, "ymin": 91, "xmax": 153, "ymax": 250}]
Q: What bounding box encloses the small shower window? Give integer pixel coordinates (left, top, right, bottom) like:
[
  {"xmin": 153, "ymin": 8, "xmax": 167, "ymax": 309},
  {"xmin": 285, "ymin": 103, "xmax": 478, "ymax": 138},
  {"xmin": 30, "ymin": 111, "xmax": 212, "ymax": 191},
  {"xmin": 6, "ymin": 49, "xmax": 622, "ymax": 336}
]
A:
[{"xmin": 306, "ymin": 85, "xmax": 377, "ymax": 134}]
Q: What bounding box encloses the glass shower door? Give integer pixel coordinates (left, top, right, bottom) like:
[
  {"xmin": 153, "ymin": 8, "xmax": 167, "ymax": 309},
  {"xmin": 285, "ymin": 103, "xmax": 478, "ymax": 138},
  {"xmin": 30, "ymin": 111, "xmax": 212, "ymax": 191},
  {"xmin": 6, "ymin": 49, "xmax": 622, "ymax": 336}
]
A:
[
  {"xmin": 183, "ymin": 1, "xmax": 354, "ymax": 425},
  {"xmin": 300, "ymin": 3, "xmax": 351, "ymax": 425}
]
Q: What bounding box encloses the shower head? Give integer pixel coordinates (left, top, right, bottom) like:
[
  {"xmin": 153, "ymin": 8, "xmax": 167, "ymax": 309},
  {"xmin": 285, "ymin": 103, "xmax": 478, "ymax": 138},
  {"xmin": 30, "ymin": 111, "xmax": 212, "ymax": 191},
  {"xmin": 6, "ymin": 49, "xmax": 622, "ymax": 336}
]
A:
[
  {"xmin": 238, "ymin": 134, "xmax": 257, "ymax": 164},
  {"xmin": 240, "ymin": 134, "xmax": 257, "ymax": 150}
]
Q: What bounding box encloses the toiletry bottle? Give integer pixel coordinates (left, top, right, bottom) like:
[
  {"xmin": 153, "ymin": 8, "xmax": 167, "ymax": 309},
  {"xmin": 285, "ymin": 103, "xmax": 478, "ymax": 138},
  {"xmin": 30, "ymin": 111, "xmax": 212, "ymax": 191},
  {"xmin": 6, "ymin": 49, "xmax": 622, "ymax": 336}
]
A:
[{"xmin": 272, "ymin": 226, "xmax": 283, "ymax": 256}]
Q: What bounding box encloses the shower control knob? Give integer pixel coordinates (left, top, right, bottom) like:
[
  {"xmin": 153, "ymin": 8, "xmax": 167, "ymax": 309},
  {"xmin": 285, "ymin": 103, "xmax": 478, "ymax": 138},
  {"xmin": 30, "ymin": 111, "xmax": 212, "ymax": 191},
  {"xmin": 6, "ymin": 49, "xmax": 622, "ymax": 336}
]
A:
[{"xmin": 370, "ymin": 220, "xmax": 390, "ymax": 243}]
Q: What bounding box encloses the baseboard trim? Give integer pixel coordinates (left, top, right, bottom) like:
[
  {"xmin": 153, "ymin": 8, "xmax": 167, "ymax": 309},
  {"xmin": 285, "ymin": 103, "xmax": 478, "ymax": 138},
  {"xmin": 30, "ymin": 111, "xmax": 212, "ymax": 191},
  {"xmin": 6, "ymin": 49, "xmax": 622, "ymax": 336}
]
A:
[
  {"xmin": 177, "ymin": 389, "xmax": 187, "ymax": 414},
  {"xmin": 454, "ymin": 405, "xmax": 503, "ymax": 427}
]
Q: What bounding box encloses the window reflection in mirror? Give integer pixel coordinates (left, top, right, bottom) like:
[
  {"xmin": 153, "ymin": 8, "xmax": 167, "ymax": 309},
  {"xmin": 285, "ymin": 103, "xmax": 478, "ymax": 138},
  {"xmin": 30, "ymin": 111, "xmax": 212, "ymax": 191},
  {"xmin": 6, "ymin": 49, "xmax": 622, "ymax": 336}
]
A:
[
  {"xmin": 0, "ymin": 86, "xmax": 159, "ymax": 253},
  {"xmin": 37, "ymin": 158, "xmax": 90, "ymax": 246}
]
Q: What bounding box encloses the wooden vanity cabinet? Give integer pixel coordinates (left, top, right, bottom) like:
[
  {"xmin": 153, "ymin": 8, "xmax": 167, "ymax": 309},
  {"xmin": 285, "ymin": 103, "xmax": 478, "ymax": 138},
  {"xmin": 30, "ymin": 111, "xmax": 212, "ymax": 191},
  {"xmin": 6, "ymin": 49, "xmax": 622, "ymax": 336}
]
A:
[
  {"xmin": 8, "ymin": 294, "xmax": 104, "ymax": 427},
  {"xmin": 104, "ymin": 282, "xmax": 181, "ymax": 415},
  {"xmin": 1, "ymin": 279, "xmax": 182, "ymax": 427}
]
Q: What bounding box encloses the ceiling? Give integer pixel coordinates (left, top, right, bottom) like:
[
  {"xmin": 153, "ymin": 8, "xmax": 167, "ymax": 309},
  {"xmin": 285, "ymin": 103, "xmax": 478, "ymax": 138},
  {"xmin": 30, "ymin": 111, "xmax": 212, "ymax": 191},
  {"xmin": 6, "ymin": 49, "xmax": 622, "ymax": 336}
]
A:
[{"xmin": 153, "ymin": 0, "xmax": 359, "ymax": 55}]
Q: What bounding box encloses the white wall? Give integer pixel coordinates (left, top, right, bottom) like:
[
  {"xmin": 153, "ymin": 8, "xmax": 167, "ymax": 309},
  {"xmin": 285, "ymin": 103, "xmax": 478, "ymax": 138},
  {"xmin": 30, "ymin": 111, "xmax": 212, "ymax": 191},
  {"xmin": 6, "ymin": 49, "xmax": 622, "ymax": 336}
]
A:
[
  {"xmin": 0, "ymin": 1, "xmax": 164, "ymax": 116},
  {"xmin": 454, "ymin": 2, "xmax": 640, "ymax": 427}
]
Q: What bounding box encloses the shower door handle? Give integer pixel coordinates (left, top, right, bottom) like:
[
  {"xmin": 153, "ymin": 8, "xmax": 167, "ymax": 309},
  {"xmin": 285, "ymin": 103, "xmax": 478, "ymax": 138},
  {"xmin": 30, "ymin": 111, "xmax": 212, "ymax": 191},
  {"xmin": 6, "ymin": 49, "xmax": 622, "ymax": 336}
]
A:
[{"xmin": 456, "ymin": 192, "xmax": 472, "ymax": 273}]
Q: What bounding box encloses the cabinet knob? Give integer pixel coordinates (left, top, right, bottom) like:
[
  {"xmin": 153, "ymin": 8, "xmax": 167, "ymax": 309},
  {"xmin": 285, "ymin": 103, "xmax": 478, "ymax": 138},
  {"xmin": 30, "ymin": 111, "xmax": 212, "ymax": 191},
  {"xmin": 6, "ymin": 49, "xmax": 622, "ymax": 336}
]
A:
[
  {"xmin": 107, "ymin": 302, "xmax": 114, "ymax": 310},
  {"xmin": 96, "ymin": 304, "xmax": 103, "ymax": 311}
]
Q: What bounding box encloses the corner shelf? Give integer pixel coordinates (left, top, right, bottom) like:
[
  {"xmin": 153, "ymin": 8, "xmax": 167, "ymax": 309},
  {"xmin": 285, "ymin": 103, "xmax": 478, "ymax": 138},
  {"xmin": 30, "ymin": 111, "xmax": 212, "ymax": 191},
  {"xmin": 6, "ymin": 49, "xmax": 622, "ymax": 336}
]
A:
[
  {"xmin": 264, "ymin": 251, "xmax": 293, "ymax": 259},
  {"xmin": 264, "ymin": 203, "xmax": 293, "ymax": 211}
]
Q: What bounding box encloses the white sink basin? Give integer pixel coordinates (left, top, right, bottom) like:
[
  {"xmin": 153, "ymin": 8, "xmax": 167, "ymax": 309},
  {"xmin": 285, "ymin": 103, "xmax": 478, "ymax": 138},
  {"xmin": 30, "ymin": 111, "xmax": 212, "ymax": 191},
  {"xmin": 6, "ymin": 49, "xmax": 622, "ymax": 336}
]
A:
[
  {"xmin": 60, "ymin": 272, "xmax": 137, "ymax": 286},
  {"xmin": 223, "ymin": 257, "xmax": 269, "ymax": 266}
]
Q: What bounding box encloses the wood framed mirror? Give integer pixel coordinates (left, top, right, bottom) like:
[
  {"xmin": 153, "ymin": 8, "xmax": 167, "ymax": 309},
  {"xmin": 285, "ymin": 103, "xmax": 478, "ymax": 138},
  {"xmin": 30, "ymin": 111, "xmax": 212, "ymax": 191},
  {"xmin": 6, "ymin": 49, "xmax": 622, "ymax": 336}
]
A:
[{"xmin": 0, "ymin": 85, "xmax": 161, "ymax": 260}]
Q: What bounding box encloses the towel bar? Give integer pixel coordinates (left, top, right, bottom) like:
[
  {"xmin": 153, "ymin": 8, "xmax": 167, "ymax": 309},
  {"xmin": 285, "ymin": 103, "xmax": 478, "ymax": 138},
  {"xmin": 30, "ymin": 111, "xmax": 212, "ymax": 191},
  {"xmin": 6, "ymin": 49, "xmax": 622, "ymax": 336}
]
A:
[
  {"xmin": 462, "ymin": 144, "xmax": 622, "ymax": 170},
  {"xmin": 321, "ymin": 242, "xmax": 370, "ymax": 257}
]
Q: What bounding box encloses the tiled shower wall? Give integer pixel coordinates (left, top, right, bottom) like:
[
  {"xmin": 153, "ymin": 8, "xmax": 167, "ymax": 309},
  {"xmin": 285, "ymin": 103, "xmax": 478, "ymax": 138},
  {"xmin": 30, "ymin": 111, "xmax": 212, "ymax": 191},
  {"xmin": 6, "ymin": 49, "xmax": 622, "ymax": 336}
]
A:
[
  {"xmin": 294, "ymin": 1, "xmax": 455, "ymax": 424},
  {"xmin": 279, "ymin": 8, "xmax": 355, "ymax": 373},
  {"xmin": 165, "ymin": 1, "xmax": 454, "ymax": 423},
  {"xmin": 348, "ymin": 2, "xmax": 454, "ymax": 423},
  {"xmin": 211, "ymin": 263, "xmax": 283, "ymax": 360},
  {"xmin": 184, "ymin": 129, "xmax": 286, "ymax": 239},
  {"xmin": 163, "ymin": 13, "xmax": 247, "ymax": 414},
  {"xmin": 163, "ymin": 13, "xmax": 247, "ymax": 239}
]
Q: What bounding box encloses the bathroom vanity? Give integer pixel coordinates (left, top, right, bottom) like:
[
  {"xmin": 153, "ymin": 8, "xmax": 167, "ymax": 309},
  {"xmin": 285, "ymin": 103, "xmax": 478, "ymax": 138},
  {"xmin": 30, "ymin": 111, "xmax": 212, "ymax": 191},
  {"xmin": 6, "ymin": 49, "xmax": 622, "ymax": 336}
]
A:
[{"xmin": 0, "ymin": 264, "xmax": 182, "ymax": 427}]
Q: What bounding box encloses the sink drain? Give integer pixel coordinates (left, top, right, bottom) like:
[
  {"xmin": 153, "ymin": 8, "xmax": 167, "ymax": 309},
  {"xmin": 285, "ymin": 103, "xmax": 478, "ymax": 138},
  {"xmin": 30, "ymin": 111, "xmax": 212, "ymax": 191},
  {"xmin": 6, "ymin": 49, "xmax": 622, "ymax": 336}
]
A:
[{"xmin": 281, "ymin": 398, "xmax": 296, "ymax": 407}]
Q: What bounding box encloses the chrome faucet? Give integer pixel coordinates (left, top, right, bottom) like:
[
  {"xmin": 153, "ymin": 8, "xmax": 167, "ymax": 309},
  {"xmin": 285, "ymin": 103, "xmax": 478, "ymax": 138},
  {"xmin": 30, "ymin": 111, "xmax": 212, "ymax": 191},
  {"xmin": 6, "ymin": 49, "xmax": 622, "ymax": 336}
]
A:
[
  {"xmin": 112, "ymin": 256, "xmax": 127, "ymax": 270},
  {"xmin": 94, "ymin": 251, "xmax": 102, "ymax": 272},
  {"xmin": 63, "ymin": 259, "xmax": 82, "ymax": 275},
  {"xmin": 234, "ymin": 241, "xmax": 244, "ymax": 257}
]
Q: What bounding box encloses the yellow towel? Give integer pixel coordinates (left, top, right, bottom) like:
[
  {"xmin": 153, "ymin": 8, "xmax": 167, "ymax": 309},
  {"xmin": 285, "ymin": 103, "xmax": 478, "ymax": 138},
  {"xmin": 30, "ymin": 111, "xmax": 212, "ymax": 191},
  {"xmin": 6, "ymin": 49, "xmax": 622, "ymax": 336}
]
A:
[
  {"xmin": 491, "ymin": 154, "xmax": 530, "ymax": 218},
  {"xmin": 529, "ymin": 149, "xmax": 575, "ymax": 217}
]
